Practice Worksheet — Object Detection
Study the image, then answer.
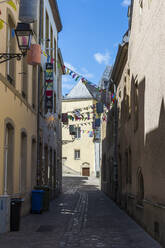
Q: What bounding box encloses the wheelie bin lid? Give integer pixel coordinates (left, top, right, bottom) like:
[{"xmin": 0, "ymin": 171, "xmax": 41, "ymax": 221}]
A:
[
  {"xmin": 11, "ymin": 198, "xmax": 24, "ymax": 202},
  {"xmin": 32, "ymin": 190, "xmax": 44, "ymax": 193}
]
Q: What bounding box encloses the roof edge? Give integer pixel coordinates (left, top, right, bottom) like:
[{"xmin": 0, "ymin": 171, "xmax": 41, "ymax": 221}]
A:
[{"xmin": 49, "ymin": 0, "xmax": 63, "ymax": 32}]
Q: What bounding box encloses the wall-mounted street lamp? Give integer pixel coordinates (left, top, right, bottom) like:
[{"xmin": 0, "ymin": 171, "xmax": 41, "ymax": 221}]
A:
[
  {"xmin": 15, "ymin": 22, "xmax": 33, "ymax": 53},
  {"xmin": 0, "ymin": 22, "xmax": 33, "ymax": 64}
]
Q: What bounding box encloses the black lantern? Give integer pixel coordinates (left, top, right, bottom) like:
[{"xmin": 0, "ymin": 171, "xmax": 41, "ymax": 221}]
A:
[{"xmin": 15, "ymin": 23, "xmax": 33, "ymax": 53}]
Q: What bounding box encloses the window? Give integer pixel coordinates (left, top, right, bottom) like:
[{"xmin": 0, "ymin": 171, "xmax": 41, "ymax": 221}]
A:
[
  {"xmin": 137, "ymin": 169, "xmax": 144, "ymax": 205},
  {"xmin": 39, "ymin": 67, "xmax": 44, "ymax": 114},
  {"xmin": 40, "ymin": 1, "xmax": 44, "ymax": 40},
  {"xmin": 31, "ymin": 138, "xmax": 36, "ymax": 188},
  {"xmin": 54, "ymin": 38, "xmax": 56, "ymax": 74},
  {"xmin": 102, "ymin": 154, "xmax": 106, "ymax": 182},
  {"xmin": 48, "ymin": 148, "xmax": 52, "ymax": 187},
  {"xmin": 134, "ymin": 83, "xmax": 139, "ymax": 132},
  {"xmin": 139, "ymin": 0, "xmax": 143, "ymax": 14},
  {"xmin": 75, "ymin": 127, "xmax": 81, "ymax": 139},
  {"xmin": 22, "ymin": 56, "xmax": 28, "ymax": 99},
  {"xmin": 125, "ymin": 148, "xmax": 132, "ymax": 184},
  {"xmin": 54, "ymin": 92, "xmax": 56, "ymax": 113},
  {"xmin": 53, "ymin": 150, "xmax": 57, "ymax": 189},
  {"xmin": 32, "ymin": 66, "xmax": 37, "ymax": 109},
  {"xmin": 20, "ymin": 131, "xmax": 27, "ymax": 193},
  {"xmin": 45, "ymin": 11, "xmax": 49, "ymax": 55},
  {"xmin": 7, "ymin": 15, "xmax": 16, "ymax": 86},
  {"xmin": 4, "ymin": 122, "xmax": 14, "ymax": 194},
  {"xmin": 50, "ymin": 26, "xmax": 53, "ymax": 59},
  {"xmin": 44, "ymin": 145, "xmax": 48, "ymax": 185},
  {"xmin": 74, "ymin": 150, "xmax": 80, "ymax": 160}
]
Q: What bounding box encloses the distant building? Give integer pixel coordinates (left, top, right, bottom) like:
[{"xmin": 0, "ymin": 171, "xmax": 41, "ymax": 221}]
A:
[{"xmin": 62, "ymin": 80, "xmax": 100, "ymax": 177}]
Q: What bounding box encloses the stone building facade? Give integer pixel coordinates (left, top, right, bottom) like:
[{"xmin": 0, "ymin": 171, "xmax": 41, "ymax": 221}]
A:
[{"xmin": 101, "ymin": 0, "xmax": 165, "ymax": 245}]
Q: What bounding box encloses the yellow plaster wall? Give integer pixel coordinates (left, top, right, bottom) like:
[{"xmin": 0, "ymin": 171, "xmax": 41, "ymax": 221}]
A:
[
  {"xmin": 0, "ymin": 1, "xmax": 37, "ymax": 209},
  {"xmin": 62, "ymin": 99, "xmax": 96, "ymax": 176}
]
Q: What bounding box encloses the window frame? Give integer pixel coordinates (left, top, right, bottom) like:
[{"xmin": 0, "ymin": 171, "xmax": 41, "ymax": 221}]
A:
[
  {"xmin": 74, "ymin": 149, "xmax": 80, "ymax": 160},
  {"xmin": 75, "ymin": 127, "xmax": 81, "ymax": 139}
]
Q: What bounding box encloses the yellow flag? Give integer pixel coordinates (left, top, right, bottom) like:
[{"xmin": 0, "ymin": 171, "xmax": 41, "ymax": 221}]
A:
[
  {"xmin": 7, "ymin": 1, "xmax": 17, "ymax": 11},
  {"xmin": 0, "ymin": 20, "xmax": 4, "ymax": 30},
  {"xmin": 43, "ymin": 51, "xmax": 47, "ymax": 57}
]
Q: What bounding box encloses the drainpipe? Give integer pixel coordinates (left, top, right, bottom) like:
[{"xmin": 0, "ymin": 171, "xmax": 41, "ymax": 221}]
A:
[{"xmin": 36, "ymin": 0, "xmax": 43, "ymax": 186}]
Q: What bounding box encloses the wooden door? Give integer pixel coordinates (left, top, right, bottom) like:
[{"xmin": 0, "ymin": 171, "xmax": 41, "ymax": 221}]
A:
[{"xmin": 82, "ymin": 168, "xmax": 90, "ymax": 177}]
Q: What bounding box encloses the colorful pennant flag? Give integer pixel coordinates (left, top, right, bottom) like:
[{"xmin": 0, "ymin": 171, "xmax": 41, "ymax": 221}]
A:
[
  {"xmin": 0, "ymin": 19, "xmax": 4, "ymax": 30},
  {"xmin": 7, "ymin": 1, "xmax": 17, "ymax": 11}
]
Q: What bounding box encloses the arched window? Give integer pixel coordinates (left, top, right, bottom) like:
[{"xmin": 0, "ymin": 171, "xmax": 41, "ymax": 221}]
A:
[
  {"xmin": 44, "ymin": 145, "xmax": 48, "ymax": 185},
  {"xmin": 102, "ymin": 154, "xmax": 106, "ymax": 182},
  {"xmin": 137, "ymin": 169, "xmax": 144, "ymax": 205},
  {"xmin": 32, "ymin": 66, "xmax": 37, "ymax": 109},
  {"xmin": 53, "ymin": 150, "xmax": 57, "ymax": 189},
  {"xmin": 31, "ymin": 137, "xmax": 36, "ymax": 188},
  {"xmin": 134, "ymin": 82, "xmax": 139, "ymax": 132},
  {"xmin": 48, "ymin": 148, "xmax": 52, "ymax": 188},
  {"xmin": 7, "ymin": 15, "xmax": 16, "ymax": 86},
  {"xmin": 4, "ymin": 122, "xmax": 14, "ymax": 195},
  {"xmin": 20, "ymin": 131, "xmax": 27, "ymax": 193},
  {"xmin": 22, "ymin": 56, "xmax": 28, "ymax": 99}
]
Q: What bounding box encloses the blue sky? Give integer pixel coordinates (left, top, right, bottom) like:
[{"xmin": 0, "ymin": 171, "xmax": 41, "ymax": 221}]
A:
[{"xmin": 57, "ymin": 0, "xmax": 131, "ymax": 96}]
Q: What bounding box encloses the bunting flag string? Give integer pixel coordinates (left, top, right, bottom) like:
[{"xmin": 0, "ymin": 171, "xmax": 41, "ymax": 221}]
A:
[{"xmin": 63, "ymin": 65, "xmax": 107, "ymax": 94}]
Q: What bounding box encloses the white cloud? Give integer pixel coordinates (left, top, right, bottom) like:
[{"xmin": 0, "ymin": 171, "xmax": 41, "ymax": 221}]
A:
[
  {"xmin": 62, "ymin": 83, "xmax": 75, "ymax": 91},
  {"xmin": 81, "ymin": 67, "xmax": 94, "ymax": 79},
  {"xmin": 94, "ymin": 52, "xmax": 110, "ymax": 65},
  {"xmin": 121, "ymin": 0, "xmax": 131, "ymax": 7},
  {"xmin": 62, "ymin": 76, "xmax": 72, "ymax": 83},
  {"xmin": 64, "ymin": 62, "xmax": 77, "ymax": 72}
]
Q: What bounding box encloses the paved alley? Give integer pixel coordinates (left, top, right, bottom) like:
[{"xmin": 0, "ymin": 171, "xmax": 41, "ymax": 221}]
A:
[{"xmin": 0, "ymin": 176, "xmax": 161, "ymax": 248}]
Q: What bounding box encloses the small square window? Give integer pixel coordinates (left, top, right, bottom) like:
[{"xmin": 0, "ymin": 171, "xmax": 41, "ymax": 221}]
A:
[{"xmin": 74, "ymin": 150, "xmax": 80, "ymax": 160}]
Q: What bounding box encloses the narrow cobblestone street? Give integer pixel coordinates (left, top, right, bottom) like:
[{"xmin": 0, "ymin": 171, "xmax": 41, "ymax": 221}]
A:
[{"xmin": 0, "ymin": 176, "xmax": 161, "ymax": 248}]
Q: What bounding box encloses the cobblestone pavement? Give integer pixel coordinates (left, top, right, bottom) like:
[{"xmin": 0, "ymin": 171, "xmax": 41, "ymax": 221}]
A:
[{"xmin": 0, "ymin": 175, "xmax": 161, "ymax": 248}]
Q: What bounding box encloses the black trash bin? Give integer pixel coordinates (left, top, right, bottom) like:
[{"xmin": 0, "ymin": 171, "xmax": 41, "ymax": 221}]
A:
[{"xmin": 10, "ymin": 198, "xmax": 22, "ymax": 231}]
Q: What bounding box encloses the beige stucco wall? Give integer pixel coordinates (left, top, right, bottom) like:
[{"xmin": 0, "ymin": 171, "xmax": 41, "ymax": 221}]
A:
[
  {"xmin": 129, "ymin": 0, "xmax": 165, "ymax": 137},
  {"xmin": 62, "ymin": 98, "xmax": 96, "ymax": 176},
  {"xmin": 115, "ymin": 0, "xmax": 165, "ymax": 244},
  {"xmin": 0, "ymin": 1, "xmax": 37, "ymax": 215}
]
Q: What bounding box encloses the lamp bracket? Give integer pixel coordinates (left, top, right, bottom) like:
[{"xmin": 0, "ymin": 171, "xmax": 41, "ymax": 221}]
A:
[{"xmin": 0, "ymin": 53, "xmax": 25, "ymax": 64}]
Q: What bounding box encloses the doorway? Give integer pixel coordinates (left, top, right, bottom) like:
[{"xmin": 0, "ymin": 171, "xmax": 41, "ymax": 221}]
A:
[{"xmin": 82, "ymin": 167, "xmax": 90, "ymax": 177}]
